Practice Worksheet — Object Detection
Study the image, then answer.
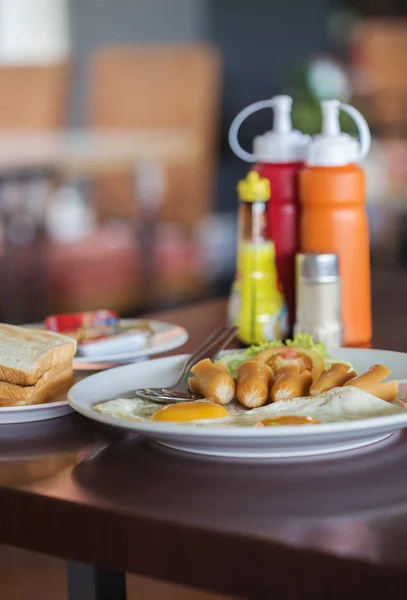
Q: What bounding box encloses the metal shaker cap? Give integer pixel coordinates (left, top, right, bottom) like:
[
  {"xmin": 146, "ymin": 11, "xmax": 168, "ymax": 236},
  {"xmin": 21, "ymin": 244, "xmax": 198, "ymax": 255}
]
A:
[{"xmin": 296, "ymin": 253, "xmax": 339, "ymax": 283}]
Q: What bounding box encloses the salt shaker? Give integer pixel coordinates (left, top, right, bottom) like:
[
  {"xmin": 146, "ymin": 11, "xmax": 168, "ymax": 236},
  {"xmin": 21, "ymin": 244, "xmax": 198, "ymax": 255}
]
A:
[{"xmin": 294, "ymin": 253, "xmax": 343, "ymax": 347}]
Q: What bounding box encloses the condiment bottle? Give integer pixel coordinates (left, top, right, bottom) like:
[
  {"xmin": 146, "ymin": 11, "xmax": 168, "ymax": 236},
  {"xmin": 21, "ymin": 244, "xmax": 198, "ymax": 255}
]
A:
[
  {"xmin": 299, "ymin": 100, "xmax": 371, "ymax": 347},
  {"xmin": 229, "ymin": 95, "xmax": 310, "ymax": 331},
  {"xmin": 235, "ymin": 171, "xmax": 288, "ymax": 345},
  {"xmin": 294, "ymin": 253, "xmax": 343, "ymax": 348}
]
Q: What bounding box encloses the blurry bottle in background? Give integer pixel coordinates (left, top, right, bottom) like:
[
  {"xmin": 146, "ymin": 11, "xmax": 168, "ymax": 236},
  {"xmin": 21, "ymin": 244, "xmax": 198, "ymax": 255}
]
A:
[
  {"xmin": 229, "ymin": 95, "xmax": 310, "ymax": 331},
  {"xmin": 0, "ymin": 170, "xmax": 56, "ymax": 323},
  {"xmin": 299, "ymin": 100, "xmax": 371, "ymax": 347},
  {"xmin": 45, "ymin": 183, "xmax": 96, "ymax": 244},
  {"xmin": 233, "ymin": 171, "xmax": 288, "ymax": 346}
]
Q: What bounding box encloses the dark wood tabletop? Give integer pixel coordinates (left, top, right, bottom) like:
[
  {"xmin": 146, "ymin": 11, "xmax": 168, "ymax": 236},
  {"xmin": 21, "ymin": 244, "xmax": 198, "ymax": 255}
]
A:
[{"xmin": 1, "ymin": 266, "xmax": 407, "ymax": 599}]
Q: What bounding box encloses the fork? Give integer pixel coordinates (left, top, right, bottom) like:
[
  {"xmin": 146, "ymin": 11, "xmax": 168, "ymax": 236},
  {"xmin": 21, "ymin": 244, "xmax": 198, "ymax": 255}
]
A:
[{"xmin": 134, "ymin": 325, "xmax": 237, "ymax": 404}]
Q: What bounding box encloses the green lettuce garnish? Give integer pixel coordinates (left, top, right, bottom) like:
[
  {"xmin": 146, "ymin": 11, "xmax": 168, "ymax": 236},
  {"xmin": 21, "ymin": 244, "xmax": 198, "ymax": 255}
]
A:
[
  {"xmin": 214, "ymin": 351, "xmax": 250, "ymax": 378},
  {"xmin": 216, "ymin": 334, "xmax": 354, "ymax": 377},
  {"xmin": 245, "ymin": 339, "xmax": 284, "ymax": 356},
  {"xmin": 285, "ymin": 334, "xmax": 328, "ymax": 357}
]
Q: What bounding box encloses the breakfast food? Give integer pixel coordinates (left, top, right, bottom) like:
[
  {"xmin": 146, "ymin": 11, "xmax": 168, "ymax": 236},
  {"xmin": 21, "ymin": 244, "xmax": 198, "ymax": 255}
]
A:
[
  {"xmin": 256, "ymin": 346, "xmax": 325, "ymax": 382},
  {"xmin": 310, "ymin": 363, "xmax": 356, "ymax": 395},
  {"xmin": 271, "ymin": 369, "xmax": 313, "ymax": 402},
  {"xmin": 94, "ymin": 386, "xmax": 405, "ymax": 426},
  {"xmin": 0, "ymin": 324, "xmax": 76, "ymax": 406},
  {"xmin": 217, "ymin": 334, "xmax": 352, "ymax": 378},
  {"xmin": 213, "ymin": 334, "xmax": 398, "ymax": 405},
  {"xmin": 189, "ymin": 359, "xmax": 235, "ymax": 405},
  {"xmin": 344, "ymin": 365, "xmax": 398, "ymax": 402},
  {"xmin": 152, "ymin": 401, "xmax": 229, "ymax": 422},
  {"xmin": 236, "ymin": 361, "xmax": 274, "ymax": 408},
  {"xmin": 93, "ymin": 334, "xmax": 403, "ymax": 428}
]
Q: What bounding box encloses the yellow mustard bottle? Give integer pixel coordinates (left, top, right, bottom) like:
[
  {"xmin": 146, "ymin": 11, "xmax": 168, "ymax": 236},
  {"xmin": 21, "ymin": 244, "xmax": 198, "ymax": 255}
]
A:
[{"xmin": 236, "ymin": 171, "xmax": 288, "ymax": 345}]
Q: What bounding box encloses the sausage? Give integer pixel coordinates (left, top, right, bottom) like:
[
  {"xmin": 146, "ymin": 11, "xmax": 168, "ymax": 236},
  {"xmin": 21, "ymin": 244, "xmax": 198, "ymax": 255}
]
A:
[
  {"xmin": 188, "ymin": 376, "xmax": 202, "ymax": 395},
  {"xmin": 236, "ymin": 361, "xmax": 273, "ymax": 409},
  {"xmin": 310, "ymin": 363, "xmax": 357, "ymax": 395},
  {"xmin": 345, "ymin": 378, "xmax": 398, "ymax": 402},
  {"xmin": 344, "ymin": 364, "xmax": 391, "ymax": 387},
  {"xmin": 190, "ymin": 358, "xmax": 235, "ymax": 405},
  {"xmin": 271, "ymin": 370, "xmax": 313, "ymax": 402},
  {"xmin": 372, "ymin": 380, "xmax": 399, "ymax": 402},
  {"xmin": 274, "ymin": 364, "xmax": 301, "ymax": 378},
  {"xmin": 344, "ymin": 364, "xmax": 398, "ymax": 402}
]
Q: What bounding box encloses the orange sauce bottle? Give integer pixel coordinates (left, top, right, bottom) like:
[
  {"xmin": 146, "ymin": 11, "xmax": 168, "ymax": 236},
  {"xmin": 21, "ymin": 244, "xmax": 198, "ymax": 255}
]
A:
[{"xmin": 299, "ymin": 100, "xmax": 372, "ymax": 347}]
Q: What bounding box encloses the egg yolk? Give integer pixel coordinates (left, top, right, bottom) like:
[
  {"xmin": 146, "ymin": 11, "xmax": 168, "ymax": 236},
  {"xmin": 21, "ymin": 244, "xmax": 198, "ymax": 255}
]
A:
[
  {"xmin": 152, "ymin": 401, "xmax": 229, "ymax": 422},
  {"xmin": 256, "ymin": 416, "xmax": 321, "ymax": 426}
]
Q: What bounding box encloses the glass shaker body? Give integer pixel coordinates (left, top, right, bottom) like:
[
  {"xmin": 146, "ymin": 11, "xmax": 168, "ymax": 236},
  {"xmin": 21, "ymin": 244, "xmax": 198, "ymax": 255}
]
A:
[{"xmin": 237, "ymin": 196, "xmax": 288, "ymax": 345}]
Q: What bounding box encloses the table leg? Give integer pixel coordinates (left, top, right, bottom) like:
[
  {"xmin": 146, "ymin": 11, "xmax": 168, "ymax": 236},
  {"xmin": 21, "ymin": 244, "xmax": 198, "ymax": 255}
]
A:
[{"xmin": 67, "ymin": 561, "xmax": 127, "ymax": 600}]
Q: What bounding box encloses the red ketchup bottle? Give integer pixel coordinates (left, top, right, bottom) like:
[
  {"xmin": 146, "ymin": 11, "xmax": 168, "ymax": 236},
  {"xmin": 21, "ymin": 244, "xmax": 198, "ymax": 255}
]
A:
[{"xmin": 229, "ymin": 95, "xmax": 310, "ymax": 332}]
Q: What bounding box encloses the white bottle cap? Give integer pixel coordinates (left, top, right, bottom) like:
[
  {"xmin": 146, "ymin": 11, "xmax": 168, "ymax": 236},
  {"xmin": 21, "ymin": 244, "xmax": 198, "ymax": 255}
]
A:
[
  {"xmin": 306, "ymin": 100, "xmax": 371, "ymax": 167},
  {"xmin": 229, "ymin": 95, "xmax": 310, "ymax": 163},
  {"xmin": 46, "ymin": 185, "xmax": 95, "ymax": 243}
]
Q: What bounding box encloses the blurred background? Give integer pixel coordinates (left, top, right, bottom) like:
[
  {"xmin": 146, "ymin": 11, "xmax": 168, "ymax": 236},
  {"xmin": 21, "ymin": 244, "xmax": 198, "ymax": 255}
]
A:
[{"xmin": 1, "ymin": 0, "xmax": 407, "ymax": 324}]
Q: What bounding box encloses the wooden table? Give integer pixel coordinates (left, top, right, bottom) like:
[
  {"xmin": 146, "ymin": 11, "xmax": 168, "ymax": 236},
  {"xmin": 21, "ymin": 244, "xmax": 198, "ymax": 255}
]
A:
[{"xmin": 1, "ymin": 268, "xmax": 407, "ymax": 600}]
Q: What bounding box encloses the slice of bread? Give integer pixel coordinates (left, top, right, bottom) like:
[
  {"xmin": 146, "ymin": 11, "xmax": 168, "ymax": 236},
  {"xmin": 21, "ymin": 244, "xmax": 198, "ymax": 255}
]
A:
[
  {"xmin": 0, "ymin": 363, "xmax": 73, "ymax": 402},
  {"xmin": 0, "ymin": 366, "xmax": 73, "ymax": 407},
  {"xmin": 0, "ymin": 324, "xmax": 76, "ymax": 386}
]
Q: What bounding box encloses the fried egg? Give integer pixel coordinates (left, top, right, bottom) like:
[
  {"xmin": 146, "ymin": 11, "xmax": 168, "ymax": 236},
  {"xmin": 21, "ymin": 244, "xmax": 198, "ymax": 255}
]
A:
[
  {"xmin": 93, "ymin": 386, "xmax": 406, "ymax": 428},
  {"xmin": 151, "ymin": 401, "xmax": 229, "ymax": 422}
]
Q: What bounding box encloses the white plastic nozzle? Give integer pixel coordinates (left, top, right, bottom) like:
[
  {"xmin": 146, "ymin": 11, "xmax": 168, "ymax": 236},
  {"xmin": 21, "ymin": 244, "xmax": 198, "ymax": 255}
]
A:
[
  {"xmin": 228, "ymin": 95, "xmax": 310, "ymax": 163},
  {"xmin": 306, "ymin": 100, "xmax": 371, "ymax": 167},
  {"xmin": 272, "ymin": 95, "xmax": 292, "ymax": 134},
  {"xmin": 321, "ymin": 100, "xmax": 341, "ymax": 136}
]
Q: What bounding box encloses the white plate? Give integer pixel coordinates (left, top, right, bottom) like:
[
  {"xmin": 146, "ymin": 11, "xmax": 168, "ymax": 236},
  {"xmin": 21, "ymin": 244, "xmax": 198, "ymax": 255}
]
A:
[
  {"xmin": 0, "ymin": 320, "xmax": 187, "ymax": 423},
  {"xmin": 0, "ymin": 372, "xmax": 92, "ymax": 424},
  {"xmin": 27, "ymin": 319, "xmax": 189, "ymax": 366},
  {"xmin": 0, "ymin": 397, "xmax": 73, "ymax": 424},
  {"xmin": 68, "ymin": 347, "xmax": 407, "ymax": 458}
]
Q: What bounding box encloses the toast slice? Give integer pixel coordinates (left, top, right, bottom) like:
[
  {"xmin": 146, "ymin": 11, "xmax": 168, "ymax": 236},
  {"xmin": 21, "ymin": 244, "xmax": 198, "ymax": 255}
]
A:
[
  {"xmin": 0, "ymin": 363, "xmax": 73, "ymax": 403},
  {"xmin": 0, "ymin": 366, "xmax": 73, "ymax": 407},
  {"xmin": 0, "ymin": 324, "xmax": 76, "ymax": 386}
]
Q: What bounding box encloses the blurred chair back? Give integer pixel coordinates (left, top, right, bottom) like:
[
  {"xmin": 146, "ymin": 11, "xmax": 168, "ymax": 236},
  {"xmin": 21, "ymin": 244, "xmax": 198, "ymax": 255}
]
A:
[
  {"xmin": 351, "ymin": 20, "xmax": 407, "ymax": 133},
  {"xmin": 0, "ymin": 63, "xmax": 68, "ymax": 129},
  {"xmin": 88, "ymin": 44, "xmax": 221, "ymax": 227},
  {"xmin": 0, "ymin": 62, "xmax": 68, "ymax": 322}
]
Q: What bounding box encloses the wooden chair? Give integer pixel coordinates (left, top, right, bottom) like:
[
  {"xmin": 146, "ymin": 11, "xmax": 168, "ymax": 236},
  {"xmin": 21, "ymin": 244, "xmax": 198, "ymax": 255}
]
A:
[
  {"xmin": 0, "ymin": 63, "xmax": 69, "ymax": 129},
  {"xmin": 351, "ymin": 20, "xmax": 407, "ymax": 133},
  {"xmin": 0, "ymin": 62, "xmax": 69, "ymax": 322},
  {"xmin": 87, "ymin": 44, "xmax": 221, "ymax": 228}
]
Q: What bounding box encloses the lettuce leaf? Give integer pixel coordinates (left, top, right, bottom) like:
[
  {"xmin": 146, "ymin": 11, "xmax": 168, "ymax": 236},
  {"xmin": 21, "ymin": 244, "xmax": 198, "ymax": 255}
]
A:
[
  {"xmin": 245, "ymin": 340, "xmax": 284, "ymax": 357},
  {"xmin": 216, "ymin": 334, "xmax": 354, "ymax": 376},
  {"xmin": 215, "ymin": 351, "xmax": 251, "ymax": 378},
  {"xmin": 285, "ymin": 334, "xmax": 328, "ymax": 357}
]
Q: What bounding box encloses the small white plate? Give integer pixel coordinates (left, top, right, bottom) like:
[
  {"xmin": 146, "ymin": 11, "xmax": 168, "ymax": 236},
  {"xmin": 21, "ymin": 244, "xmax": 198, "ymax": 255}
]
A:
[
  {"xmin": 27, "ymin": 319, "xmax": 189, "ymax": 367},
  {"xmin": 0, "ymin": 372, "xmax": 90, "ymax": 424},
  {"xmin": 68, "ymin": 347, "xmax": 407, "ymax": 459},
  {"xmin": 0, "ymin": 397, "xmax": 73, "ymax": 424}
]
